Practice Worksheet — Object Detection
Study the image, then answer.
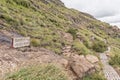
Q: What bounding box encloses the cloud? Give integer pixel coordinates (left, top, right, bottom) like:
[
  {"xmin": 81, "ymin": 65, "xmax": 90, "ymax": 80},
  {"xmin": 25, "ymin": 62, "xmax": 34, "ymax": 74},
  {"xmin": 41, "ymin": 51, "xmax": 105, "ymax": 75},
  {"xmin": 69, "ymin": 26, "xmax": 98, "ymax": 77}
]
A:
[
  {"xmin": 99, "ymin": 15, "xmax": 120, "ymax": 23},
  {"xmin": 94, "ymin": 10, "xmax": 117, "ymax": 18},
  {"xmin": 61, "ymin": 0, "xmax": 120, "ymax": 28}
]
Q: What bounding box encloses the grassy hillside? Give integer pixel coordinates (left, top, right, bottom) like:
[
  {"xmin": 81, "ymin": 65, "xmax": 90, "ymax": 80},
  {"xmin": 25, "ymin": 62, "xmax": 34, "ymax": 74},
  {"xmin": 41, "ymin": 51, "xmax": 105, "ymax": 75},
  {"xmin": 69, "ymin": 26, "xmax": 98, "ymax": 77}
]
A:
[
  {"xmin": 5, "ymin": 64, "xmax": 69, "ymax": 80},
  {"xmin": 0, "ymin": 0, "xmax": 120, "ymax": 80},
  {"xmin": 0, "ymin": 0, "xmax": 120, "ymax": 55}
]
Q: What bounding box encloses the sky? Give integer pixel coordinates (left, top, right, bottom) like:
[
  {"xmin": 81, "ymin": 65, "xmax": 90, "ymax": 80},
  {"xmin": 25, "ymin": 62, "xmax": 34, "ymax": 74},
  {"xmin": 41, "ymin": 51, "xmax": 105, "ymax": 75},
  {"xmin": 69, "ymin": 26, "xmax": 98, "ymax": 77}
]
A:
[{"xmin": 61, "ymin": 0, "xmax": 120, "ymax": 28}]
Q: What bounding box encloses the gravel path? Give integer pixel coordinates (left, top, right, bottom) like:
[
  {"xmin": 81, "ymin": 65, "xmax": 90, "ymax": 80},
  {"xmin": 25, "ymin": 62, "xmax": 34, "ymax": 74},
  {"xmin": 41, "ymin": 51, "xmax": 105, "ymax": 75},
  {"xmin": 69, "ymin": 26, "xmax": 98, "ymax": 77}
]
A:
[{"xmin": 100, "ymin": 53, "xmax": 120, "ymax": 80}]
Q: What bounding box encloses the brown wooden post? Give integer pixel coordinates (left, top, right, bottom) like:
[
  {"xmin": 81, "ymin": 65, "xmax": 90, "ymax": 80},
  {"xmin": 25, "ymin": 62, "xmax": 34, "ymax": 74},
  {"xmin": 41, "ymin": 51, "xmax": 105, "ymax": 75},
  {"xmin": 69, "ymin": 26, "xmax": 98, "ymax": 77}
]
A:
[{"xmin": 11, "ymin": 38, "xmax": 14, "ymax": 48}]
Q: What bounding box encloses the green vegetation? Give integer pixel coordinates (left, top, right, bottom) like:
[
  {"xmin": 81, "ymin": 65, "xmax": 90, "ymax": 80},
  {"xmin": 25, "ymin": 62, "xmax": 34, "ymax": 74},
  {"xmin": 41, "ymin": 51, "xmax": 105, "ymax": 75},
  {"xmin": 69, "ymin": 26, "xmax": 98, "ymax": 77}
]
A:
[
  {"xmin": 72, "ymin": 39, "xmax": 91, "ymax": 55},
  {"xmin": 92, "ymin": 40, "xmax": 107, "ymax": 53},
  {"xmin": 5, "ymin": 64, "xmax": 69, "ymax": 80},
  {"xmin": 109, "ymin": 54, "xmax": 120, "ymax": 67},
  {"xmin": 12, "ymin": 0, "xmax": 31, "ymax": 8},
  {"xmin": 109, "ymin": 46, "xmax": 120, "ymax": 56},
  {"xmin": 67, "ymin": 28, "xmax": 78, "ymax": 40},
  {"xmin": 31, "ymin": 38, "xmax": 40, "ymax": 47},
  {"xmin": 0, "ymin": 0, "xmax": 120, "ymax": 79},
  {"xmin": 83, "ymin": 72, "xmax": 106, "ymax": 80},
  {"xmin": 108, "ymin": 47, "xmax": 120, "ymax": 67},
  {"xmin": 0, "ymin": 14, "xmax": 17, "ymax": 25},
  {"xmin": 0, "ymin": 0, "xmax": 119, "ymax": 58}
]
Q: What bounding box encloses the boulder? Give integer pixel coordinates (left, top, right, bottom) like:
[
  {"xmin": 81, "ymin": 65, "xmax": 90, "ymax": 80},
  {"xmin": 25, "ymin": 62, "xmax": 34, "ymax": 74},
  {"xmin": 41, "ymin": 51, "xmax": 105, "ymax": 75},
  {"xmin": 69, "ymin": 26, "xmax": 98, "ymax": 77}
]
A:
[
  {"xmin": 86, "ymin": 55, "xmax": 99, "ymax": 64},
  {"xmin": 63, "ymin": 52, "xmax": 71, "ymax": 57},
  {"xmin": 58, "ymin": 58, "xmax": 69, "ymax": 68},
  {"xmin": 70, "ymin": 62, "xmax": 84, "ymax": 78},
  {"xmin": 70, "ymin": 54, "xmax": 95, "ymax": 78},
  {"xmin": 62, "ymin": 33, "xmax": 73, "ymax": 43}
]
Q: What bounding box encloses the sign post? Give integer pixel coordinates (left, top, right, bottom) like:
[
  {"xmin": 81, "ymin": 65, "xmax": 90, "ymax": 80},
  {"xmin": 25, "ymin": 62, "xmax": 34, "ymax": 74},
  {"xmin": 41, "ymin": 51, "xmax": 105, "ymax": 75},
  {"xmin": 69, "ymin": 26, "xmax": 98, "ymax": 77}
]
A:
[{"xmin": 12, "ymin": 37, "xmax": 30, "ymax": 48}]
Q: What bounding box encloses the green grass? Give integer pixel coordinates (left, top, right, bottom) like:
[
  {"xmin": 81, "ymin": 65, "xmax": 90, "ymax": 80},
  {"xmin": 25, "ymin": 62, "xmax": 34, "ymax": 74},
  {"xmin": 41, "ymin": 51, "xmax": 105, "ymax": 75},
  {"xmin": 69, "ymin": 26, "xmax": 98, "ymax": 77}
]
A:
[
  {"xmin": 109, "ymin": 54, "xmax": 120, "ymax": 67},
  {"xmin": 12, "ymin": 0, "xmax": 31, "ymax": 8},
  {"xmin": 5, "ymin": 64, "xmax": 69, "ymax": 80},
  {"xmin": 92, "ymin": 40, "xmax": 107, "ymax": 53},
  {"xmin": 83, "ymin": 72, "xmax": 106, "ymax": 80},
  {"xmin": 109, "ymin": 46, "xmax": 120, "ymax": 56},
  {"xmin": 67, "ymin": 28, "xmax": 78, "ymax": 40},
  {"xmin": 0, "ymin": 0, "xmax": 119, "ymax": 56},
  {"xmin": 72, "ymin": 39, "xmax": 92, "ymax": 55},
  {"xmin": 0, "ymin": 0, "xmax": 120, "ymax": 80},
  {"xmin": 109, "ymin": 47, "xmax": 120, "ymax": 67}
]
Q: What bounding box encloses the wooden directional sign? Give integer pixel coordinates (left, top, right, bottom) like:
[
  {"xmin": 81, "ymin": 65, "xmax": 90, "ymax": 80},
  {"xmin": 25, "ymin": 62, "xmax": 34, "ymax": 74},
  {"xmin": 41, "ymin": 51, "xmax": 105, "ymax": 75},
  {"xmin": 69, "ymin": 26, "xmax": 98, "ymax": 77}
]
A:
[{"xmin": 12, "ymin": 37, "xmax": 30, "ymax": 48}]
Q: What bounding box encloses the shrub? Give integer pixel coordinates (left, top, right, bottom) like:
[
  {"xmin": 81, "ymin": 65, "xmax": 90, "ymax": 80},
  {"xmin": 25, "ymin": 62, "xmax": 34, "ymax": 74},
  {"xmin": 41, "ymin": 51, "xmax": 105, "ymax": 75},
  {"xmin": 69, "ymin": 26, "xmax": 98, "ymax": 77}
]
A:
[
  {"xmin": 53, "ymin": 48, "xmax": 62, "ymax": 54},
  {"xmin": 31, "ymin": 38, "xmax": 40, "ymax": 47},
  {"xmin": 72, "ymin": 39, "xmax": 91, "ymax": 55},
  {"xmin": 92, "ymin": 40, "xmax": 107, "ymax": 53},
  {"xmin": 45, "ymin": 43, "xmax": 62, "ymax": 55},
  {"xmin": 109, "ymin": 46, "xmax": 120, "ymax": 56},
  {"xmin": 5, "ymin": 64, "xmax": 69, "ymax": 80},
  {"xmin": 83, "ymin": 72, "xmax": 106, "ymax": 80},
  {"xmin": 13, "ymin": 0, "xmax": 30, "ymax": 8},
  {"xmin": 0, "ymin": 14, "xmax": 15, "ymax": 23},
  {"xmin": 5, "ymin": 0, "xmax": 13, "ymax": 4},
  {"xmin": 83, "ymin": 39, "xmax": 92, "ymax": 49},
  {"xmin": 67, "ymin": 28, "xmax": 78, "ymax": 40},
  {"xmin": 109, "ymin": 54, "xmax": 120, "ymax": 66}
]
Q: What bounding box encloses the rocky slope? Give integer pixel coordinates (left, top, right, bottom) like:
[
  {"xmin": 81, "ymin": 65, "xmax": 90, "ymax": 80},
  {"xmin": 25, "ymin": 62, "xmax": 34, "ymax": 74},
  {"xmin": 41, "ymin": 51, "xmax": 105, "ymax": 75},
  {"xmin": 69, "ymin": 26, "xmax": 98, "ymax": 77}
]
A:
[
  {"xmin": 0, "ymin": 0, "xmax": 120, "ymax": 80},
  {"xmin": 0, "ymin": 44, "xmax": 99, "ymax": 80},
  {"xmin": 0, "ymin": 30, "xmax": 100, "ymax": 80}
]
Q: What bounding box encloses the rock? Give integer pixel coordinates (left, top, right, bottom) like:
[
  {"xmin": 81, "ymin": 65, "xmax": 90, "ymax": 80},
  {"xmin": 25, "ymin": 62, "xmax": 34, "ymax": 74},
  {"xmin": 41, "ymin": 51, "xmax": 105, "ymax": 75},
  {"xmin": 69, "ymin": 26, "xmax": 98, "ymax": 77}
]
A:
[
  {"xmin": 0, "ymin": 45, "xmax": 100, "ymax": 80},
  {"xmin": 58, "ymin": 58, "xmax": 69, "ymax": 68},
  {"xmin": 86, "ymin": 55, "xmax": 100, "ymax": 71},
  {"xmin": 63, "ymin": 52, "xmax": 71, "ymax": 57},
  {"xmin": 62, "ymin": 46, "xmax": 72, "ymax": 57},
  {"xmin": 62, "ymin": 33, "xmax": 73, "ymax": 43},
  {"xmin": 70, "ymin": 54, "xmax": 95, "ymax": 79},
  {"xmin": 71, "ymin": 62, "xmax": 84, "ymax": 78},
  {"xmin": 86, "ymin": 55, "xmax": 99, "ymax": 64},
  {"xmin": 106, "ymin": 54, "xmax": 110, "ymax": 57},
  {"xmin": 0, "ymin": 47, "xmax": 70, "ymax": 77}
]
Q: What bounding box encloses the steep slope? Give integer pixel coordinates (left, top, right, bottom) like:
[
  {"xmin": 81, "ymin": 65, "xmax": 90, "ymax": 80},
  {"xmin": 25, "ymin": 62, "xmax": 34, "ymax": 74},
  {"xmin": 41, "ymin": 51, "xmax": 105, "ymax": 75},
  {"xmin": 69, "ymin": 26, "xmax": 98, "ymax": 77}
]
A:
[
  {"xmin": 0, "ymin": 0, "xmax": 120, "ymax": 80},
  {"xmin": 0, "ymin": 0, "xmax": 120, "ymax": 55}
]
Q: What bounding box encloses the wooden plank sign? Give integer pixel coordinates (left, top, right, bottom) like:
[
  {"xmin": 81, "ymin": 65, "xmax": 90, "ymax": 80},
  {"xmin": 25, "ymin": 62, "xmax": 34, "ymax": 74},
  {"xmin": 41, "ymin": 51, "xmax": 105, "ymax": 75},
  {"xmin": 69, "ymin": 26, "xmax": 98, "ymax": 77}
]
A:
[{"xmin": 12, "ymin": 37, "xmax": 30, "ymax": 48}]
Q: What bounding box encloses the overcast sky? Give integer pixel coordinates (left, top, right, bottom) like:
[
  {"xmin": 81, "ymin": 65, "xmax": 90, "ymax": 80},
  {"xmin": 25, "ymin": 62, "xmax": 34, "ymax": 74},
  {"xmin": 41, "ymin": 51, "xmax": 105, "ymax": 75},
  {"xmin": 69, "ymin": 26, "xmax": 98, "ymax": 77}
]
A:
[{"xmin": 61, "ymin": 0, "xmax": 120, "ymax": 28}]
